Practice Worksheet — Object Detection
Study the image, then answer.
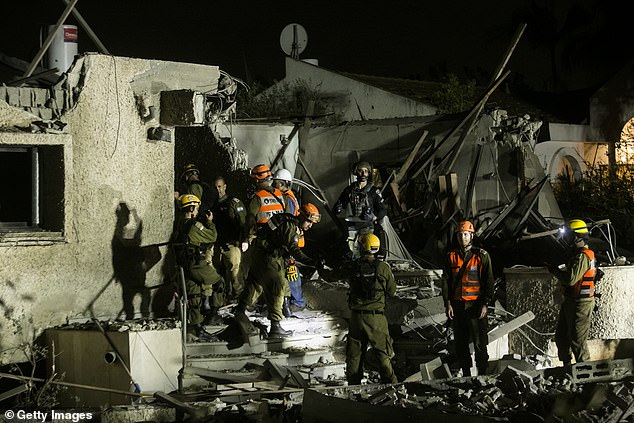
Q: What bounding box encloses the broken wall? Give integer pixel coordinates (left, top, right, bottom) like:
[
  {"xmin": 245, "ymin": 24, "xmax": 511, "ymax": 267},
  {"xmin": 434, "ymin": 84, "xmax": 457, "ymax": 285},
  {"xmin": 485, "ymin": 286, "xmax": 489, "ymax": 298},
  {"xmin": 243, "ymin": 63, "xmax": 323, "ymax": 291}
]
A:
[
  {"xmin": 505, "ymin": 266, "xmax": 634, "ymax": 360},
  {"xmin": 0, "ymin": 54, "xmax": 220, "ymax": 363}
]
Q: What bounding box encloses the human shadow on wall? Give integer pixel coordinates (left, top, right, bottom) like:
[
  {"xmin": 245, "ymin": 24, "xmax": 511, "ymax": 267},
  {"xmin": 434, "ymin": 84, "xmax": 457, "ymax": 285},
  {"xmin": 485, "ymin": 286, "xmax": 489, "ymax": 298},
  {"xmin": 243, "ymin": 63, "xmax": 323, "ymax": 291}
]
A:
[{"xmin": 112, "ymin": 202, "xmax": 161, "ymax": 320}]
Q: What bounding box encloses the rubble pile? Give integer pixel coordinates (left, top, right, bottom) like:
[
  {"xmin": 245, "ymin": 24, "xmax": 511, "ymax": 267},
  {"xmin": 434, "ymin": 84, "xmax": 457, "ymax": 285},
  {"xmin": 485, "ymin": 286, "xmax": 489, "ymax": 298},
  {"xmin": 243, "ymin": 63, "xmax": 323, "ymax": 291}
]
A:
[{"xmin": 310, "ymin": 366, "xmax": 634, "ymax": 422}]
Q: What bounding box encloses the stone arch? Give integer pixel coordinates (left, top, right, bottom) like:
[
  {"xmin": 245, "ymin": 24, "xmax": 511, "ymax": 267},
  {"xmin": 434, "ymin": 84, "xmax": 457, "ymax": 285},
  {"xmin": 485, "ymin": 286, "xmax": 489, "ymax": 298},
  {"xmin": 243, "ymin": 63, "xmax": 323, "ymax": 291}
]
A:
[{"xmin": 548, "ymin": 147, "xmax": 584, "ymax": 182}]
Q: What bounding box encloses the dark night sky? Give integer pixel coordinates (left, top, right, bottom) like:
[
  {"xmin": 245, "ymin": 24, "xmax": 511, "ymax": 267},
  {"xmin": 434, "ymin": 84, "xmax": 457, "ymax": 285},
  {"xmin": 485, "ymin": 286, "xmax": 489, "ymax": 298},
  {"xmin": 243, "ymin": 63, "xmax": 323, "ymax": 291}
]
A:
[{"xmin": 1, "ymin": 0, "xmax": 632, "ymax": 94}]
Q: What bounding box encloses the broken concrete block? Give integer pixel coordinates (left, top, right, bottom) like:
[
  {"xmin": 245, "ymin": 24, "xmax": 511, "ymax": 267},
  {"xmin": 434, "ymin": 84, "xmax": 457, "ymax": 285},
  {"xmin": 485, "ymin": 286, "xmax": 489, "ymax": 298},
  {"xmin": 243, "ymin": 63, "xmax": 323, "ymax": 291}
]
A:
[
  {"xmin": 19, "ymin": 87, "xmax": 33, "ymax": 107},
  {"xmin": 6, "ymin": 87, "xmax": 19, "ymax": 106},
  {"xmin": 160, "ymin": 89, "xmax": 205, "ymax": 126},
  {"xmin": 420, "ymin": 357, "xmax": 452, "ymax": 381}
]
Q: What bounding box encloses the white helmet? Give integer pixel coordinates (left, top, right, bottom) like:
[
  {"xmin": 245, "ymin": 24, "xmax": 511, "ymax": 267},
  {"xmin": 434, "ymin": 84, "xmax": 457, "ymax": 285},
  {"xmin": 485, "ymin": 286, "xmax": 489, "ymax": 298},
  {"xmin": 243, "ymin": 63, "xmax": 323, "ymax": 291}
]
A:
[{"xmin": 274, "ymin": 168, "xmax": 293, "ymax": 185}]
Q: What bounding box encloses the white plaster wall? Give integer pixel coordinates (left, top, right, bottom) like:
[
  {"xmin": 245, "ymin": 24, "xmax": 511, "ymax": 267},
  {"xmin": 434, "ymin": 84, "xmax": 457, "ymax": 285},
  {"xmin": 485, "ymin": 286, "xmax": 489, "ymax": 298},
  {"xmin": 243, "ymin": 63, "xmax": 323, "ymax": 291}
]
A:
[
  {"xmin": 216, "ymin": 123, "xmax": 298, "ymax": 175},
  {"xmin": 283, "ymin": 58, "xmax": 437, "ymax": 121},
  {"xmin": 0, "ymin": 54, "xmax": 220, "ymax": 363},
  {"xmin": 504, "ymin": 266, "xmax": 634, "ymax": 357}
]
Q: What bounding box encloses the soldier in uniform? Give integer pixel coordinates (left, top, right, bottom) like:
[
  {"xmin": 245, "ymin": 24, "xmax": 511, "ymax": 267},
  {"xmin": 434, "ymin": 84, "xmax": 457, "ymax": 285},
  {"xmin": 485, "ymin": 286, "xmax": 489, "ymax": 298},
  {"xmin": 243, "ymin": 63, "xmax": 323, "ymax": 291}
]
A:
[
  {"xmin": 273, "ymin": 168, "xmax": 306, "ymax": 313},
  {"xmin": 242, "ymin": 164, "xmax": 286, "ymax": 247},
  {"xmin": 334, "ymin": 161, "xmax": 387, "ymax": 257},
  {"xmin": 180, "ymin": 163, "xmax": 218, "ymax": 213},
  {"xmin": 343, "ymin": 233, "xmax": 397, "ymax": 385},
  {"xmin": 549, "ymin": 219, "xmax": 596, "ymax": 365},
  {"xmin": 235, "ymin": 203, "xmax": 321, "ymax": 338},
  {"xmin": 176, "ymin": 194, "xmax": 224, "ymax": 341},
  {"xmin": 212, "ymin": 176, "xmax": 247, "ymax": 301},
  {"xmin": 442, "ymin": 220, "xmax": 494, "ymax": 376}
]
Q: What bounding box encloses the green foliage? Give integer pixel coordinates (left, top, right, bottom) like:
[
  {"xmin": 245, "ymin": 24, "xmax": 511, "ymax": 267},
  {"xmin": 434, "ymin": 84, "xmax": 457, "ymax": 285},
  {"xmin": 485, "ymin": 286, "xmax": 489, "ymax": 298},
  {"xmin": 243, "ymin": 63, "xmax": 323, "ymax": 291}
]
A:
[
  {"xmin": 553, "ymin": 164, "xmax": 634, "ymax": 249},
  {"xmin": 236, "ymin": 79, "xmax": 342, "ymax": 124},
  {"xmin": 431, "ymin": 74, "xmax": 477, "ymax": 114}
]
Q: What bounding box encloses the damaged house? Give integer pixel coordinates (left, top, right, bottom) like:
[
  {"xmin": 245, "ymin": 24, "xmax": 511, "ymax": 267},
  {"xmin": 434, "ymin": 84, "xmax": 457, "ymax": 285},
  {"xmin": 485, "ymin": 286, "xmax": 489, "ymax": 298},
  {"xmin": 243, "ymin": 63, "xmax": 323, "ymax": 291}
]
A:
[{"xmin": 0, "ymin": 28, "xmax": 634, "ymax": 420}]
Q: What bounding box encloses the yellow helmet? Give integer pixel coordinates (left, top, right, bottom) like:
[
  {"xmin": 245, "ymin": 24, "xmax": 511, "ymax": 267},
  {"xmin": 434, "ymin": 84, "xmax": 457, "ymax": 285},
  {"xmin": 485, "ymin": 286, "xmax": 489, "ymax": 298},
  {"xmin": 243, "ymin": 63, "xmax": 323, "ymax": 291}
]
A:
[
  {"xmin": 180, "ymin": 194, "xmax": 200, "ymax": 209},
  {"xmin": 568, "ymin": 219, "xmax": 589, "ymax": 234},
  {"xmin": 359, "ymin": 233, "xmax": 380, "ymax": 254}
]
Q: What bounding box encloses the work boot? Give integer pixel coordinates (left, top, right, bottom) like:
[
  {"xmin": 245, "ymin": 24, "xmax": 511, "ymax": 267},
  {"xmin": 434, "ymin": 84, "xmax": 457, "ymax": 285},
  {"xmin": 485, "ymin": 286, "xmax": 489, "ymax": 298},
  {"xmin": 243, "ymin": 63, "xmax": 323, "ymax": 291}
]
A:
[
  {"xmin": 268, "ymin": 320, "xmax": 292, "ymax": 338},
  {"xmin": 190, "ymin": 324, "xmax": 215, "ymax": 342},
  {"xmin": 282, "ymin": 297, "xmax": 293, "ymax": 318}
]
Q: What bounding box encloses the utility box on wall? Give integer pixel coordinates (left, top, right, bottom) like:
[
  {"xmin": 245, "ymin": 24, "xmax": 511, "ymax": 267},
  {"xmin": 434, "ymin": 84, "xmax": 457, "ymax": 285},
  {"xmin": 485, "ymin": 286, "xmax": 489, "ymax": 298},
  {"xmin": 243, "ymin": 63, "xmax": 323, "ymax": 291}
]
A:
[{"xmin": 46, "ymin": 327, "xmax": 181, "ymax": 407}]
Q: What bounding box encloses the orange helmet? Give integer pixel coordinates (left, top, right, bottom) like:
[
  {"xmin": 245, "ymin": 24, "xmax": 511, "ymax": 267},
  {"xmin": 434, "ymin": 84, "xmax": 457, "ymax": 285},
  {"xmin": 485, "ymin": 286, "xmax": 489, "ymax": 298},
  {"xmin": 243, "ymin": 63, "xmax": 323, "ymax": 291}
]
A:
[
  {"xmin": 455, "ymin": 220, "xmax": 475, "ymax": 233},
  {"xmin": 251, "ymin": 164, "xmax": 273, "ymax": 181},
  {"xmin": 299, "ymin": 203, "xmax": 321, "ymax": 223}
]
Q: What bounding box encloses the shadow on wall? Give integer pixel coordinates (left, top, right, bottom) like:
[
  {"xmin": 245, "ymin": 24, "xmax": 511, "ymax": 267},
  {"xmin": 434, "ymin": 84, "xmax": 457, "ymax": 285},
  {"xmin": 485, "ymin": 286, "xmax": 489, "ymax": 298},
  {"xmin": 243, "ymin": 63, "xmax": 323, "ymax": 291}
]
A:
[{"xmin": 111, "ymin": 202, "xmax": 162, "ymax": 320}]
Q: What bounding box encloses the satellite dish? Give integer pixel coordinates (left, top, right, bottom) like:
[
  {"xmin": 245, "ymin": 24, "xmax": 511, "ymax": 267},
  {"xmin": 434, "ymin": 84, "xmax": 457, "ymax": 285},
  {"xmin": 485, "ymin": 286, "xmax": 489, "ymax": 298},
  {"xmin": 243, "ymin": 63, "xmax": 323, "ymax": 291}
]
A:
[{"xmin": 280, "ymin": 23, "xmax": 308, "ymax": 59}]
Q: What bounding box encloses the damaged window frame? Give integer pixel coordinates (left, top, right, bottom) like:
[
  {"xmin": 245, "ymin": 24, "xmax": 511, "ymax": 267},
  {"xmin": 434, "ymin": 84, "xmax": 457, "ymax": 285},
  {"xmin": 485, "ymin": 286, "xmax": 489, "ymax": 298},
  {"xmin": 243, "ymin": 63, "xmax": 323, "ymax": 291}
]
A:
[{"xmin": 0, "ymin": 142, "xmax": 66, "ymax": 245}]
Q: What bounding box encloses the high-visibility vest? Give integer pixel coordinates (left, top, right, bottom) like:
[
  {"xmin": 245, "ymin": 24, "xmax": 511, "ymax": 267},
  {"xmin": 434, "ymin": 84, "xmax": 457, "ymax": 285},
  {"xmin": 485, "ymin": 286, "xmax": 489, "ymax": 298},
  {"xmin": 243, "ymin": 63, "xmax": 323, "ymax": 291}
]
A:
[
  {"xmin": 564, "ymin": 248, "xmax": 596, "ymax": 299},
  {"xmin": 298, "ymin": 229, "xmax": 305, "ymax": 248},
  {"xmin": 255, "ymin": 188, "xmax": 284, "ymax": 223},
  {"xmin": 284, "ymin": 190, "xmax": 300, "ymax": 216},
  {"xmin": 449, "ymin": 250, "xmax": 482, "ymax": 301}
]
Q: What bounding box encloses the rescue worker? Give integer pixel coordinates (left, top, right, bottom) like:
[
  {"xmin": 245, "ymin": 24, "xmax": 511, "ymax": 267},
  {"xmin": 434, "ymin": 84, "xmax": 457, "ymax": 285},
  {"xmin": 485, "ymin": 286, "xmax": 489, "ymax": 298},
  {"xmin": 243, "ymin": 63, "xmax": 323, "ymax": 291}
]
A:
[
  {"xmin": 549, "ymin": 219, "xmax": 596, "ymax": 365},
  {"xmin": 235, "ymin": 203, "xmax": 321, "ymax": 338},
  {"xmin": 273, "ymin": 168, "xmax": 306, "ymax": 313},
  {"xmin": 176, "ymin": 194, "xmax": 224, "ymax": 341},
  {"xmin": 242, "ymin": 164, "xmax": 286, "ymax": 246},
  {"xmin": 212, "ymin": 176, "xmax": 247, "ymax": 301},
  {"xmin": 180, "ymin": 163, "xmax": 218, "ymax": 214},
  {"xmin": 333, "ymin": 161, "xmax": 387, "ymax": 257},
  {"xmin": 343, "ymin": 233, "xmax": 397, "ymax": 385},
  {"xmin": 442, "ymin": 220, "xmax": 494, "ymax": 376}
]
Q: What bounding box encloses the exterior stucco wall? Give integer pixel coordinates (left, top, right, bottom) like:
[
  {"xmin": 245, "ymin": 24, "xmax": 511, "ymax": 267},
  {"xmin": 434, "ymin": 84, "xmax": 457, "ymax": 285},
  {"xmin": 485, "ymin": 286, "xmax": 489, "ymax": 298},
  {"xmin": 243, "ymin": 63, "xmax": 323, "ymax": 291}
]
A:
[
  {"xmin": 283, "ymin": 58, "xmax": 437, "ymax": 121},
  {"xmin": 0, "ymin": 54, "xmax": 220, "ymax": 363},
  {"xmin": 590, "ymin": 61, "xmax": 634, "ymax": 142},
  {"xmin": 504, "ymin": 266, "xmax": 634, "ymax": 358}
]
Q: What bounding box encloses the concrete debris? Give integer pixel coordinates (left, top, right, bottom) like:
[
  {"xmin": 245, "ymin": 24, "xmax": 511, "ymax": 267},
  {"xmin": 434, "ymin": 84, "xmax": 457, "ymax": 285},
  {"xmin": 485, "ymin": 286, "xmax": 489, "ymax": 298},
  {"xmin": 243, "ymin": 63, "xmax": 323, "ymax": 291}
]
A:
[{"xmin": 55, "ymin": 318, "xmax": 180, "ymax": 332}]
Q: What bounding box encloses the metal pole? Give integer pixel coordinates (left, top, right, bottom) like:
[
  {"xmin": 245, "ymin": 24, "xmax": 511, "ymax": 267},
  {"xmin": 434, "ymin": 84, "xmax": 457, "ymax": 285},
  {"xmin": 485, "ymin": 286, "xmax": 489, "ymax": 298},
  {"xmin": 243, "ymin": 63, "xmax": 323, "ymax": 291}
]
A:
[
  {"xmin": 23, "ymin": 0, "xmax": 81, "ymax": 78},
  {"xmin": 62, "ymin": 0, "xmax": 110, "ymax": 54}
]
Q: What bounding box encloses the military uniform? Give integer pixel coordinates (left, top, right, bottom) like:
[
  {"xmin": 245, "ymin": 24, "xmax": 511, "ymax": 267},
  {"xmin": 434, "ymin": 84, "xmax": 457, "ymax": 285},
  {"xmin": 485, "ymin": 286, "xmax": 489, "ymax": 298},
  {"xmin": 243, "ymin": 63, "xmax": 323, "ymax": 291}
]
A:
[
  {"xmin": 183, "ymin": 179, "xmax": 217, "ymax": 214},
  {"xmin": 177, "ymin": 216, "xmax": 224, "ymax": 326},
  {"xmin": 213, "ymin": 194, "xmax": 247, "ymax": 299},
  {"xmin": 344, "ymin": 255, "xmax": 397, "ymax": 385},
  {"xmin": 551, "ymin": 246, "xmax": 595, "ymax": 364},
  {"xmin": 442, "ymin": 247, "xmax": 494, "ymax": 376},
  {"xmin": 240, "ymin": 213, "xmax": 313, "ymax": 323}
]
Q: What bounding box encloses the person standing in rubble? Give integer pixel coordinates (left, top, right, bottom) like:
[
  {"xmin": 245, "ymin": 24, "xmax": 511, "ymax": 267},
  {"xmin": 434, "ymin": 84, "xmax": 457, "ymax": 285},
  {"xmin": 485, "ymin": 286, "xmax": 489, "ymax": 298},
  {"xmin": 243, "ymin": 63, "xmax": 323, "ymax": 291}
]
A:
[
  {"xmin": 234, "ymin": 203, "xmax": 322, "ymax": 338},
  {"xmin": 176, "ymin": 194, "xmax": 224, "ymax": 341},
  {"xmin": 343, "ymin": 233, "xmax": 398, "ymax": 385},
  {"xmin": 548, "ymin": 219, "xmax": 596, "ymax": 365},
  {"xmin": 442, "ymin": 220, "xmax": 494, "ymax": 376},
  {"xmin": 273, "ymin": 168, "xmax": 307, "ymax": 313},
  {"xmin": 333, "ymin": 161, "xmax": 387, "ymax": 257},
  {"xmin": 212, "ymin": 176, "xmax": 247, "ymax": 301}
]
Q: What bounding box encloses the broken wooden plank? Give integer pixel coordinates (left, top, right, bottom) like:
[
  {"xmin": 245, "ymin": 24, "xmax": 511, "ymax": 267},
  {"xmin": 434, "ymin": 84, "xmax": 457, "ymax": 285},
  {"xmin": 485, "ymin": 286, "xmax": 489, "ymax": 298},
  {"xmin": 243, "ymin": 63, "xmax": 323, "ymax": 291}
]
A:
[
  {"xmin": 488, "ymin": 311, "xmax": 535, "ymax": 343},
  {"xmin": 182, "ymin": 366, "xmax": 261, "ymax": 384},
  {"xmin": 0, "ymin": 371, "xmax": 148, "ymax": 398},
  {"xmin": 0, "ymin": 384, "xmax": 28, "ymax": 402},
  {"xmin": 154, "ymin": 391, "xmax": 207, "ymax": 420}
]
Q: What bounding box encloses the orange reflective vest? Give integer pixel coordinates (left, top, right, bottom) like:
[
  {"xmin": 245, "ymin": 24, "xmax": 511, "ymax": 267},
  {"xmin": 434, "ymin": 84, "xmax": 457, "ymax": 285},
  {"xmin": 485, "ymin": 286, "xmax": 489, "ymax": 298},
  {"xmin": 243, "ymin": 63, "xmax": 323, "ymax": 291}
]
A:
[
  {"xmin": 564, "ymin": 248, "xmax": 596, "ymax": 299},
  {"xmin": 284, "ymin": 189, "xmax": 300, "ymax": 216},
  {"xmin": 449, "ymin": 250, "xmax": 482, "ymax": 301},
  {"xmin": 298, "ymin": 229, "xmax": 305, "ymax": 248},
  {"xmin": 255, "ymin": 188, "xmax": 284, "ymax": 224}
]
